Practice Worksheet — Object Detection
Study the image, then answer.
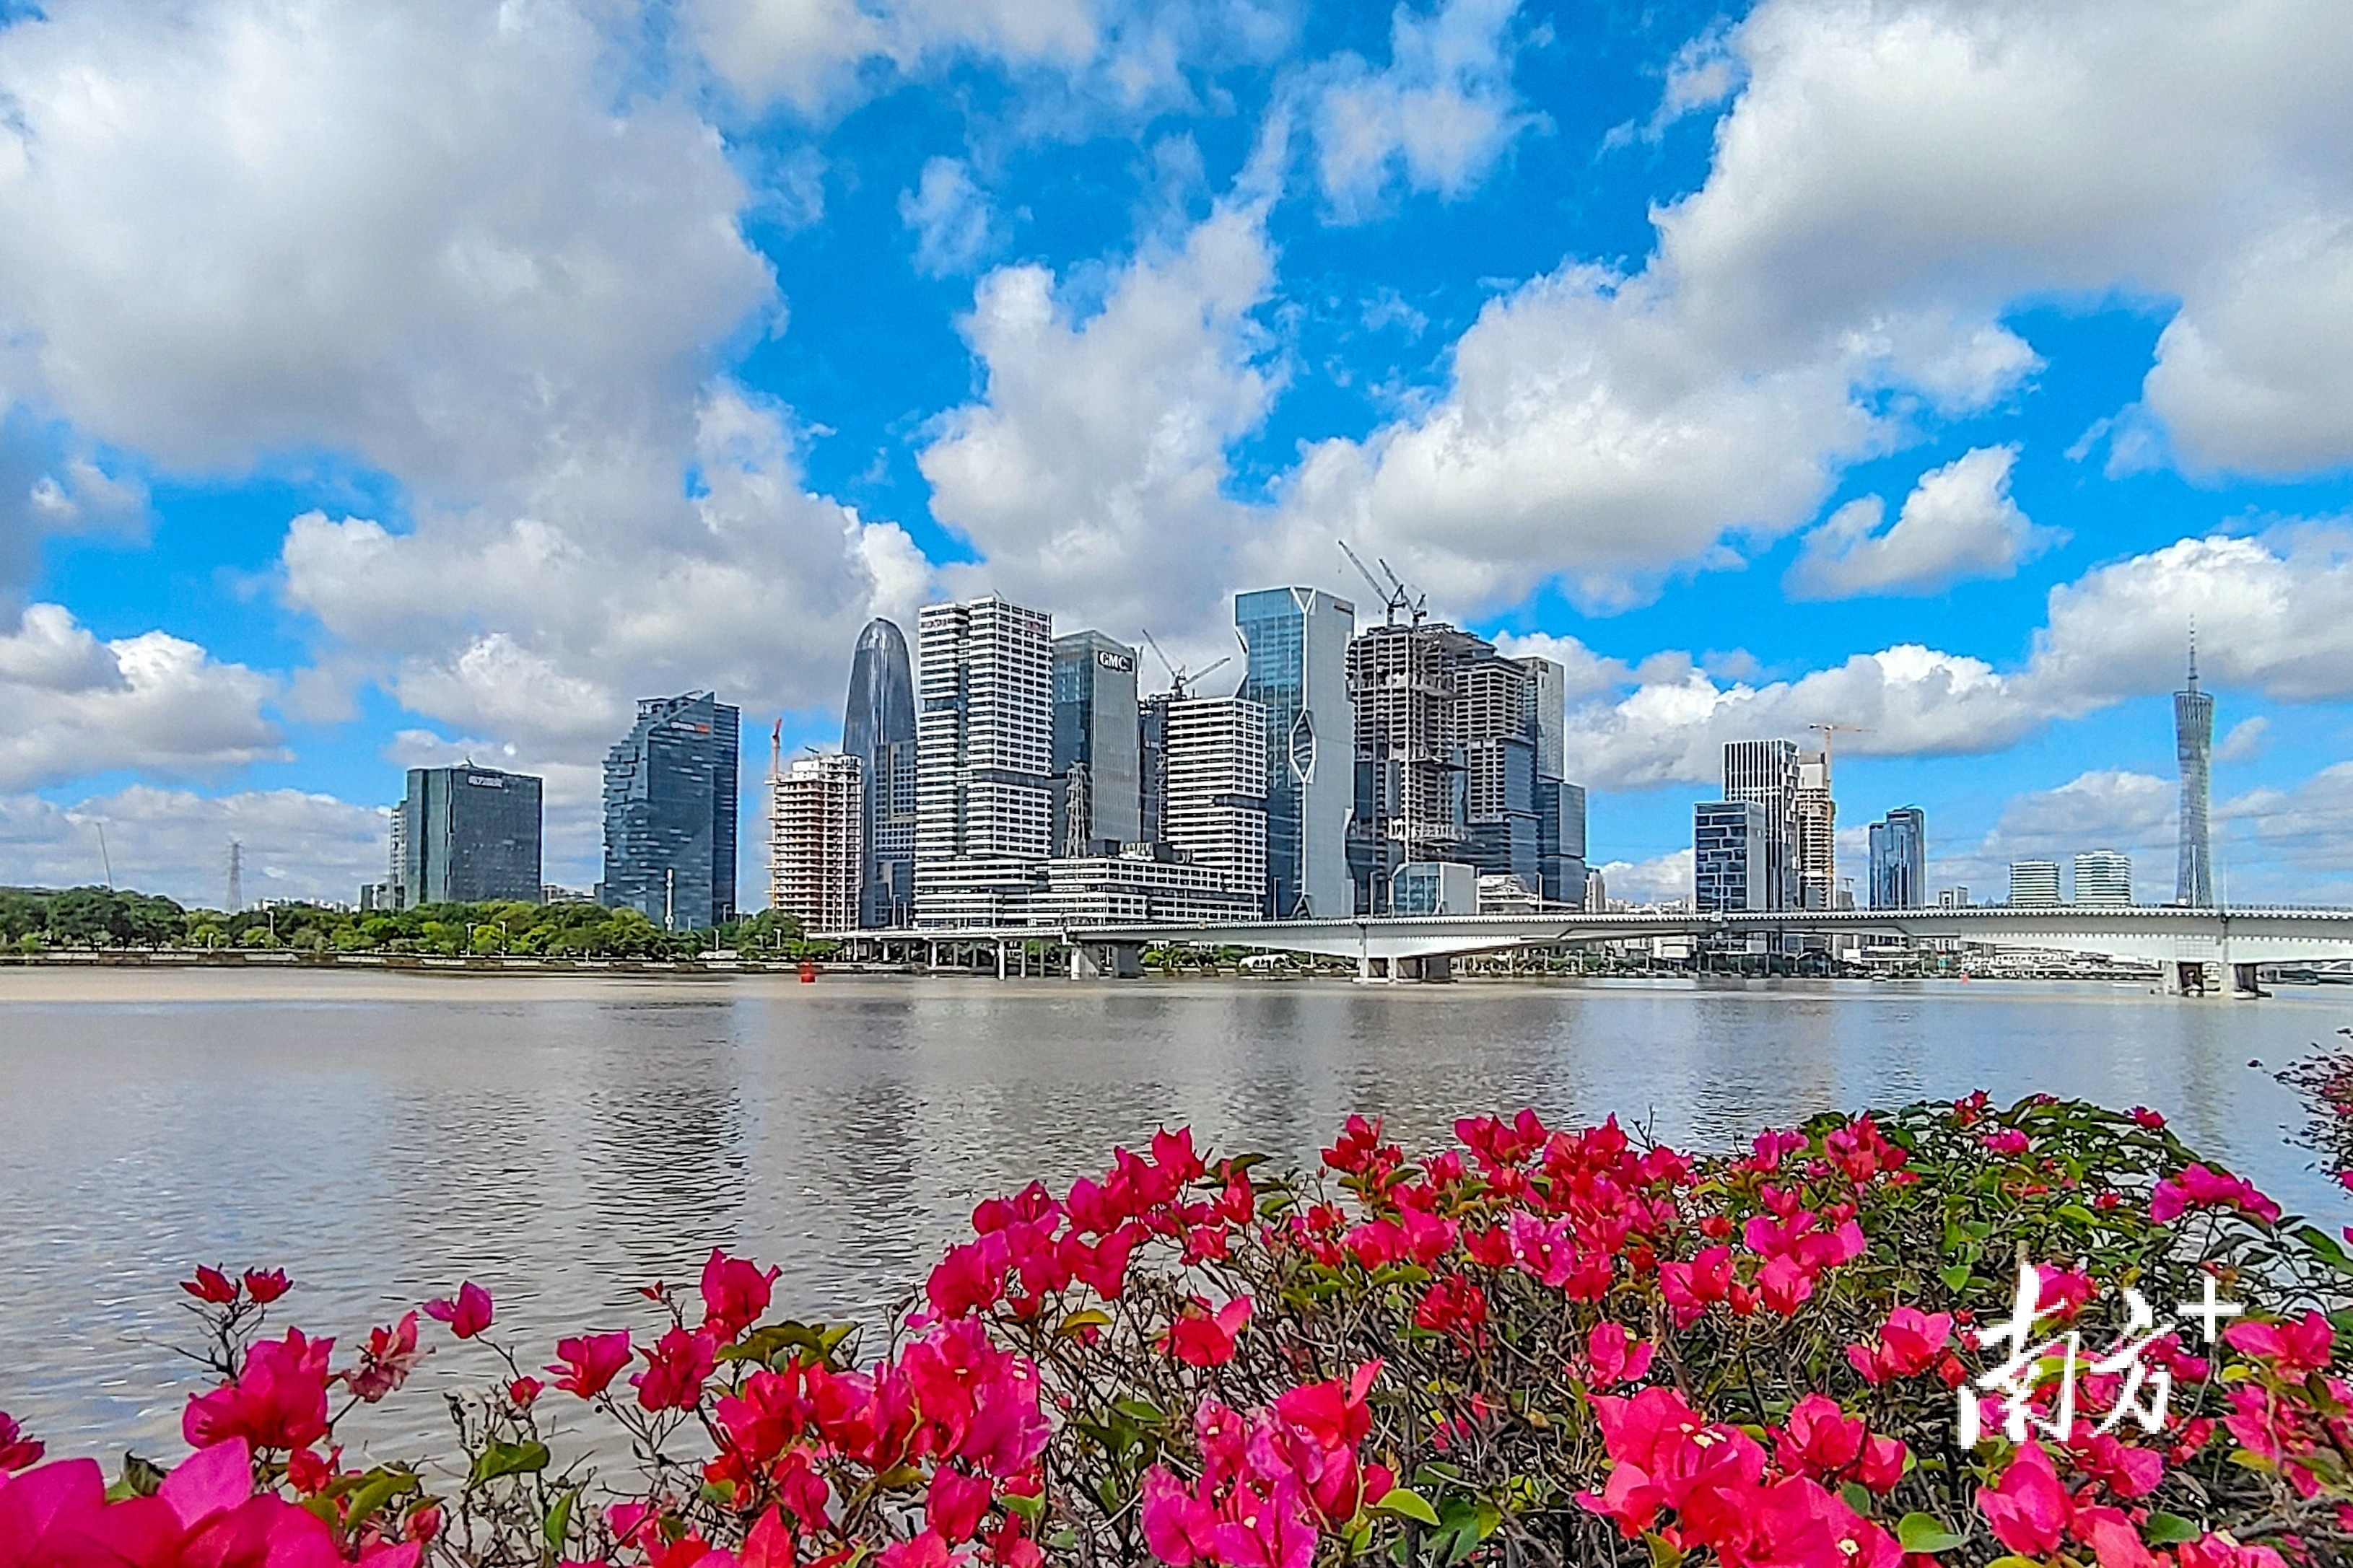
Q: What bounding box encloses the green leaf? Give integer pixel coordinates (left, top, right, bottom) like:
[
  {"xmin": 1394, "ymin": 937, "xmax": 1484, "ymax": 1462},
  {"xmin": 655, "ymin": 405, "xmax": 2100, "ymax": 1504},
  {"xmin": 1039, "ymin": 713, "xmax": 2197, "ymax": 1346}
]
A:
[
  {"xmin": 2144, "ymin": 1513, "xmax": 2200, "ymax": 1546},
  {"xmin": 104, "ymin": 1453, "xmax": 168, "ymax": 1502},
  {"xmin": 1896, "ymin": 1513, "xmax": 1968, "ymax": 1554},
  {"xmin": 544, "ymin": 1487, "xmax": 580, "ymax": 1555},
  {"xmin": 346, "ymin": 1468, "xmax": 420, "ymax": 1525},
  {"xmin": 1644, "ymin": 1531, "xmax": 1686, "ymax": 1568},
  {"xmin": 1840, "ymin": 1481, "xmax": 1873, "ymax": 1516},
  {"xmin": 1113, "ymin": 1398, "xmax": 1167, "ymax": 1424},
  {"xmin": 1057, "ymin": 1308, "xmax": 1112, "ymax": 1337},
  {"xmin": 1371, "ymin": 1487, "xmax": 1441, "ymax": 1528},
  {"xmin": 1940, "ymin": 1263, "xmax": 1973, "ymax": 1292},
  {"xmin": 1000, "ymin": 1491, "xmax": 1044, "ymax": 1523},
  {"xmin": 469, "ymin": 1440, "xmax": 550, "ymax": 1486}
]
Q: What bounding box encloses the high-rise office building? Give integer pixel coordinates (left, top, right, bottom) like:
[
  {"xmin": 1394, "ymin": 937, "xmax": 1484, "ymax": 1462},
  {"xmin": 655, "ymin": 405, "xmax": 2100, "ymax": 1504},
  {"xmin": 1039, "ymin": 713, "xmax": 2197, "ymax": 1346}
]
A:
[
  {"xmin": 2009, "ymin": 859, "xmax": 2062, "ymax": 908},
  {"xmin": 1052, "ymin": 631, "xmax": 1142, "ymax": 857},
  {"xmin": 842, "ymin": 618, "xmax": 917, "ymax": 929},
  {"xmin": 2175, "ymin": 637, "xmax": 2214, "ymax": 907},
  {"xmin": 1461, "ymin": 653, "xmax": 1540, "ymax": 892},
  {"xmin": 2074, "ymin": 849, "xmax": 2133, "ymax": 907},
  {"xmin": 385, "ymin": 807, "xmax": 407, "ymax": 911},
  {"xmin": 1164, "ymin": 696, "xmax": 1268, "ymax": 905},
  {"xmin": 769, "ymin": 753, "xmax": 862, "ymax": 932},
  {"xmin": 1867, "ymin": 807, "xmax": 1926, "ymax": 910},
  {"xmin": 915, "ymin": 595, "xmax": 1053, "ymax": 927},
  {"xmin": 1514, "ymin": 656, "xmax": 1587, "ymax": 906},
  {"xmin": 1794, "ymin": 751, "xmax": 1835, "ymax": 910},
  {"xmin": 1693, "ymin": 800, "xmax": 1769, "ymax": 913},
  {"xmin": 1138, "ymin": 693, "xmax": 1171, "ymax": 848},
  {"xmin": 601, "ymin": 692, "xmax": 741, "ymax": 930},
  {"xmin": 1236, "ymin": 587, "xmax": 1357, "ymax": 919},
  {"xmin": 1722, "ymin": 740, "xmax": 1802, "ymax": 911},
  {"xmin": 1348, "ymin": 620, "xmax": 1489, "ymax": 911},
  {"xmin": 396, "ymin": 764, "xmax": 544, "ymax": 907}
]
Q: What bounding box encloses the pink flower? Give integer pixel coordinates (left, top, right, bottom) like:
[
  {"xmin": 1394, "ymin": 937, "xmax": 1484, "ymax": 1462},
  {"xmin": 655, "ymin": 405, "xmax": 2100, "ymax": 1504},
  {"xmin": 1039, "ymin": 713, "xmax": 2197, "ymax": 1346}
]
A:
[
  {"xmin": 1752, "ymin": 1476, "xmax": 1900, "ymax": 1568},
  {"xmin": 2225, "ymin": 1312, "xmax": 2335, "ymax": 1378},
  {"xmin": 1581, "ymin": 1322, "xmax": 1654, "ymax": 1388},
  {"xmin": 633, "ymin": 1326, "xmax": 718, "ymax": 1411},
  {"xmin": 2151, "ymin": 1163, "xmax": 2282, "ymax": 1225},
  {"xmin": 1978, "ymin": 1440, "xmax": 2070, "ymax": 1558},
  {"xmin": 1140, "ymin": 1466, "xmax": 1220, "ymax": 1565},
  {"xmin": 180, "ymin": 1265, "xmax": 238, "ymax": 1304},
  {"xmin": 344, "ymin": 1312, "xmax": 428, "ymax": 1403},
  {"xmin": 1660, "ymin": 1246, "xmax": 1732, "ymax": 1328},
  {"xmin": 1775, "ymin": 1394, "xmax": 1864, "ymax": 1480},
  {"xmin": 183, "ymin": 1327, "xmax": 334, "ymax": 1451},
  {"xmin": 2130, "ymin": 1105, "xmax": 2167, "ymax": 1129},
  {"xmin": 507, "ymin": 1377, "xmax": 543, "ymax": 1408},
  {"xmin": 0, "ymin": 1411, "xmax": 42, "ymax": 1473},
  {"xmin": 926, "ymin": 1465, "xmax": 993, "ymax": 1543},
  {"xmin": 700, "ymin": 1248, "xmax": 781, "ymax": 1340},
  {"xmin": 1846, "ymin": 1305, "xmax": 1955, "ymax": 1384},
  {"xmin": 424, "ymin": 1281, "xmax": 494, "ymax": 1339},
  {"xmin": 1165, "ymin": 1297, "xmax": 1252, "ymax": 1368},
  {"xmin": 1982, "ymin": 1128, "xmax": 2032, "ymax": 1156},
  {"xmin": 548, "ymin": 1330, "xmax": 632, "ymax": 1399}
]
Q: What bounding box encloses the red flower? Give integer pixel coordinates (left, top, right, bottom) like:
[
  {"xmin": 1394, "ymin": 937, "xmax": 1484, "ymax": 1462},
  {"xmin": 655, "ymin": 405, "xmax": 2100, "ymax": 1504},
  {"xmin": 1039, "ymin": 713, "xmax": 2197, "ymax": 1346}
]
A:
[
  {"xmin": 183, "ymin": 1328, "xmax": 333, "ymax": 1450},
  {"xmin": 1165, "ymin": 1296, "xmax": 1252, "ymax": 1367},
  {"xmin": 2130, "ymin": 1105, "xmax": 2167, "ymax": 1129},
  {"xmin": 1978, "ymin": 1440, "xmax": 2071, "ymax": 1558},
  {"xmin": 1580, "ymin": 1322, "xmax": 1654, "ymax": 1388},
  {"xmin": 240, "ymin": 1269, "xmax": 292, "ymax": 1305},
  {"xmin": 1413, "ymin": 1274, "xmax": 1488, "ymax": 1340},
  {"xmin": 507, "ymin": 1377, "xmax": 543, "ymax": 1408},
  {"xmin": 0, "ymin": 1411, "xmax": 43, "ymax": 1473},
  {"xmin": 2225, "ymin": 1312, "xmax": 2335, "ymax": 1378},
  {"xmin": 424, "ymin": 1280, "xmax": 494, "ymax": 1339},
  {"xmin": 926, "ymin": 1465, "xmax": 993, "ymax": 1543},
  {"xmin": 345, "ymin": 1312, "xmax": 428, "ymax": 1403},
  {"xmin": 181, "ymin": 1265, "xmax": 238, "ymax": 1304},
  {"xmin": 1846, "ymin": 1305, "xmax": 1954, "ymax": 1383},
  {"xmin": 700, "ymin": 1248, "xmax": 781, "ymax": 1340},
  {"xmin": 633, "ymin": 1326, "xmax": 718, "ymax": 1411},
  {"xmin": 549, "ymin": 1330, "xmax": 632, "ymax": 1399},
  {"xmin": 1660, "ymin": 1245, "xmax": 1733, "ymax": 1328}
]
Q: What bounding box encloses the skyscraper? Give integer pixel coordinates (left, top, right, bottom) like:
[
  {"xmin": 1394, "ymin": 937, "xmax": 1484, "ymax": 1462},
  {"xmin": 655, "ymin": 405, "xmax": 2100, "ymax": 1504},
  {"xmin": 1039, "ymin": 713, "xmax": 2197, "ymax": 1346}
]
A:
[
  {"xmin": 2175, "ymin": 636, "xmax": 2214, "ymax": 907},
  {"xmin": 396, "ymin": 763, "xmax": 545, "ymax": 907},
  {"xmin": 1793, "ymin": 751, "xmax": 1835, "ymax": 909},
  {"xmin": 1052, "ymin": 631, "xmax": 1141, "ymax": 856},
  {"xmin": 769, "ymin": 753, "xmax": 863, "ymax": 932},
  {"xmin": 842, "ymin": 618, "xmax": 917, "ymax": 928},
  {"xmin": 1460, "ymin": 652, "xmax": 1540, "ymax": 891},
  {"xmin": 1236, "ymin": 587, "xmax": 1356, "ymax": 918},
  {"xmin": 2009, "ymin": 859, "xmax": 2061, "ymax": 908},
  {"xmin": 1348, "ymin": 619, "xmax": 1488, "ymax": 911},
  {"xmin": 1515, "ymin": 655, "xmax": 1587, "ymax": 906},
  {"xmin": 2074, "ymin": 849, "xmax": 2132, "ymax": 907},
  {"xmin": 915, "ymin": 594, "xmax": 1053, "ymax": 927},
  {"xmin": 602, "ymin": 692, "xmax": 740, "ymax": 930},
  {"xmin": 1693, "ymin": 800, "xmax": 1769, "ymax": 913},
  {"xmin": 1722, "ymin": 740, "xmax": 1802, "ymax": 911},
  {"xmin": 1164, "ymin": 696, "xmax": 1269, "ymax": 906},
  {"xmin": 1867, "ymin": 807, "xmax": 1925, "ymax": 910}
]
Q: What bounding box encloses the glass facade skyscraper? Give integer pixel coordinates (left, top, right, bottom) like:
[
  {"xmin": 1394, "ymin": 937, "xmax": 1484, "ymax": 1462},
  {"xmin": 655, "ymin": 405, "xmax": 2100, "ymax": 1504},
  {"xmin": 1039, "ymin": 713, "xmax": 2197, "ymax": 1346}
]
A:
[
  {"xmin": 601, "ymin": 691, "xmax": 740, "ymax": 930},
  {"xmin": 1052, "ymin": 631, "xmax": 1141, "ymax": 855},
  {"xmin": 1236, "ymin": 587, "xmax": 1356, "ymax": 918},
  {"xmin": 842, "ymin": 618, "xmax": 917, "ymax": 927},
  {"xmin": 396, "ymin": 764, "xmax": 543, "ymax": 906},
  {"xmin": 1867, "ymin": 807, "xmax": 1926, "ymax": 909}
]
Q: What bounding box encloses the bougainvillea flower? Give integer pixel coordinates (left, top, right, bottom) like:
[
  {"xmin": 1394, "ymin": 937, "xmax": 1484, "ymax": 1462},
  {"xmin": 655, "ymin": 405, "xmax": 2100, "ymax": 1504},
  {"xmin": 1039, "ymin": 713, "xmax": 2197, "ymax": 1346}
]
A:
[
  {"xmin": 1775, "ymin": 1395, "xmax": 1865, "ymax": 1479},
  {"xmin": 240, "ymin": 1269, "xmax": 292, "ymax": 1305},
  {"xmin": 2074, "ymin": 1503, "xmax": 2162, "ymax": 1568},
  {"xmin": 507, "ymin": 1376, "xmax": 543, "ymax": 1408},
  {"xmin": 1165, "ymin": 1297, "xmax": 1252, "ymax": 1368},
  {"xmin": 0, "ymin": 1411, "xmax": 42, "ymax": 1473},
  {"xmin": 1978, "ymin": 1440, "xmax": 2071, "ymax": 1557},
  {"xmin": 634, "ymin": 1326, "xmax": 718, "ymax": 1411},
  {"xmin": 2225, "ymin": 1313, "xmax": 2335, "ymax": 1378},
  {"xmin": 345, "ymin": 1312, "xmax": 428, "ymax": 1403},
  {"xmin": 424, "ymin": 1281, "xmax": 494, "ymax": 1339},
  {"xmin": 1581, "ymin": 1322, "xmax": 1654, "ymax": 1388},
  {"xmin": 2131, "ymin": 1105, "xmax": 2167, "ymax": 1129},
  {"xmin": 183, "ymin": 1327, "xmax": 333, "ymax": 1450},
  {"xmin": 180, "ymin": 1265, "xmax": 238, "ymax": 1305},
  {"xmin": 700, "ymin": 1249, "xmax": 781, "ymax": 1340},
  {"xmin": 1660, "ymin": 1245, "xmax": 1733, "ymax": 1328},
  {"xmin": 1981, "ymin": 1129, "xmax": 2032, "ymax": 1156},
  {"xmin": 1413, "ymin": 1274, "xmax": 1488, "ymax": 1341},
  {"xmin": 1846, "ymin": 1305, "xmax": 1955, "ymax": 1383},
  {"xmin": 1754, "ymin": 1476, "xmax": 1901, "ymax": 1568},
  {"xmin": 2180, "ymin": 1535, "xmax": 2292, "ymax": 1568},
  {"xmin": 925, "ymin": 1465, "xmax": 992, "ymax": 1543},
  {"xmin": 2151, "ymin": 1163, "xmax": 2282, "ymax": 1225},
  {"xmin": 549, "ymin": 1330, "xmax": 632, "ymax": 1399}
]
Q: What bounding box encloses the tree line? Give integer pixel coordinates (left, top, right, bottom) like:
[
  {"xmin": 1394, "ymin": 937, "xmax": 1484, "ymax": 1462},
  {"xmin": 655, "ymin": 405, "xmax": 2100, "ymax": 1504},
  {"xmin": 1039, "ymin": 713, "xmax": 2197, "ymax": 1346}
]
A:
[{"xmin": 0, "ymin": 885, "xmax": 823, "ymax": 960}]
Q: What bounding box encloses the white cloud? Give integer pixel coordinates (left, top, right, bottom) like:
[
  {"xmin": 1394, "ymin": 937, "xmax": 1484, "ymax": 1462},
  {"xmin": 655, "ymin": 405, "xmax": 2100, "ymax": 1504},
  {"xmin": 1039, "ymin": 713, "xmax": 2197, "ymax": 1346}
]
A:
[
  {"xmin": 2215, "ymin": 715, "xmax": 2271, "ymax": 763},
  {"xmin": 1488, "ymin": 630, "xmax": 1633, "ymax": 700},
  {"xmin": 0, "ymin": 785, "xmax": 385, "ymax": 908},
  {"xmin": 1927, "ymin": 769, "xmax": 2175, "ymax": 901},
  {"xmin": 900, "ymin": 158, "xmax": 1001, "ymax": 276},
  {"xmin": 1594, "ymin": 849, "xmax": 1692, "ymax": 907},
  {"xmin": 2222, "ymin": 763, "xmax": 2353, "ymax": 903},
  {"xmin": 1787, "ymin": 445, "xmax": 2060, "ymax": 599},
  {"xmin": 0, "ymin": 414, "xmax": 147, "ymax": 599},
  {"xmin": 0, "ymin": 604, "xmax": 280, "ymax": 790},
  {"xmin": 1307, "ymin": 0, "xmax": 1537, "ymax": 218}
]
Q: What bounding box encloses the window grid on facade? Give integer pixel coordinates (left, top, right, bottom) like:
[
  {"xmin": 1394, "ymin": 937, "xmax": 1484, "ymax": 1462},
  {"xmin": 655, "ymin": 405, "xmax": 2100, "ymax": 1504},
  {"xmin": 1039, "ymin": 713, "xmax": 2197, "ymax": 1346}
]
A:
[{"xmin": 769, "ymin": 753, "xmax": 863, "ymax": 932}]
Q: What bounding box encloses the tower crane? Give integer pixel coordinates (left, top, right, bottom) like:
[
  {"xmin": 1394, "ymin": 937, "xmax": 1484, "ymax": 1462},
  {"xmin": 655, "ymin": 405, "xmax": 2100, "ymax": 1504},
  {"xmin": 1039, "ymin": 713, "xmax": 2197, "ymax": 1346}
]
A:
[
  {"xmin": 1806, "ymin": 721, "xmax": 1872, "ymax": 758},
  {"xmin": 1140, "ymin": 629, "xmax": 1231, "ymax": 700},
  {"xmin": 1337, "ymin": 539, "xmax": 1425, "ymax": 627}
]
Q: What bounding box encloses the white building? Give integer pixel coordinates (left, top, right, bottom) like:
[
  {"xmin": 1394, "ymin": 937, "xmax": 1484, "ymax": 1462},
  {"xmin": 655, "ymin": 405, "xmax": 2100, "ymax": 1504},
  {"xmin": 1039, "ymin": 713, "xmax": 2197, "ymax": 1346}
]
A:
[
  {"xmin": 2074, "ymin": 849, "xmax": 2133, "ymax": 907},
  {"xmin": 1165, "ymin": 696, "xmax": 1268, "ymax": 907},
  {"xmin": 2009, "ymin": 859, "xmax": 2062, "ymax": 908},
  {"xmin": 770, "ymin": 753, "xmax": 863, "ymax": 932},
  {"xmin": 1722, "ymin": 740, "xmax": 1802, "ymax": 911},
  {"xmin": 915, "ymin": 595, "xmax": 1054, "ymax": 928},
  {"xmin": 1030, "ymin": 852, "xmax": 1260, "ymax": 926}
]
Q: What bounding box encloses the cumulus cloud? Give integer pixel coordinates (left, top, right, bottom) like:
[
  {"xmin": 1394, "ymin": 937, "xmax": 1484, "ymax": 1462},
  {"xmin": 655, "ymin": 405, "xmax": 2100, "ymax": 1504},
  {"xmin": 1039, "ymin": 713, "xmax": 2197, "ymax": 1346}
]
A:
[
  {"xmin": 1594, "ymin": 849, "xmax": 1693, "ymax": 908},
  {"xmin": 900, "ymin": 158, "xmax": 1001, "ymax": 276},
  {"xmin": 2216, "ymin": 715, "xmax": 2271, "ymax": 763},
  {"xmin": 1926, "ymin": 770, "xmax": 2175, "ymax": 901},
  {"xmin": 2223, "ymin": 763, "xmax": 2353, "ymax": 901},
  {"xmin": 1787, "ymin": 445, "xmax": 2060, "ymax": 599},
  {"xmin": 0, "ymin": 605, "xmax": 281, "ymax": 790},
  {"xmin": 1306, "ymin": 0, "xmax": 1538, "ymax": 217},
  {"xmin": 0, "ymin": 785, "xmax": 385, "ymax": 907}
]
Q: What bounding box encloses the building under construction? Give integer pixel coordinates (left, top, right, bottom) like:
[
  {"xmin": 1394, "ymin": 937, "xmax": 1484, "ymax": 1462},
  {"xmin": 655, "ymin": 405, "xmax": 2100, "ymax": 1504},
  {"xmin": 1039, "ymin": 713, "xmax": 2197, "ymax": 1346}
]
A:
[{"xmin": 769, "ymin": 752, "xmax": 863, "ymax": 932}]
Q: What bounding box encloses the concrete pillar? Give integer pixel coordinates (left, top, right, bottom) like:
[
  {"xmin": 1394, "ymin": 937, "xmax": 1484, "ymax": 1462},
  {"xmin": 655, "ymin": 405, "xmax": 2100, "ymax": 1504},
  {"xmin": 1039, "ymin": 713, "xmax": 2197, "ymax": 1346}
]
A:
[
  {"xmin": 2229, "ymin": 963, "xmax": 2262, "ymax": 999},
  {"xmin": 927, "ymin": 940, "xmax": 938, "ymax": 971},
  {"xmin": 996, "ymin": 940, "xmax": 1006, "ymax": 980}
]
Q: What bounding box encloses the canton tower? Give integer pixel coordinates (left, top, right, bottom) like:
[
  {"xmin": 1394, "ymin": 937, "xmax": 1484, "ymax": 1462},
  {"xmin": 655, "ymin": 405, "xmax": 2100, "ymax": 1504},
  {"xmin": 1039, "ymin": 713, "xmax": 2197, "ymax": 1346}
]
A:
[{"xmin": 2174, "ymin": 631, "xmax": 2214, "ymax": 907}]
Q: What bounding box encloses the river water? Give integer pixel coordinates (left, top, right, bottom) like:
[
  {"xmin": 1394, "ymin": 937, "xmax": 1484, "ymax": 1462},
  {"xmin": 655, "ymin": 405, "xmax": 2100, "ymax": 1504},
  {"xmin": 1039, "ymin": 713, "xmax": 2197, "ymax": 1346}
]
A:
[{"xmin": 2, "ymin": 968, "xmax": 2349, "ymax": 1461}]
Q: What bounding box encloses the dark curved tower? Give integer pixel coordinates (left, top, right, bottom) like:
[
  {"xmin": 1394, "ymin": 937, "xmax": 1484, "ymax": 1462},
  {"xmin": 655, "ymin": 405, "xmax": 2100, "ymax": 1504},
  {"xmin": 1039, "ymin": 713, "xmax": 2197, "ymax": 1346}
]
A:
[{"xmin": 844, "ymin": 618, "xmax": 917, "ymax": 927}]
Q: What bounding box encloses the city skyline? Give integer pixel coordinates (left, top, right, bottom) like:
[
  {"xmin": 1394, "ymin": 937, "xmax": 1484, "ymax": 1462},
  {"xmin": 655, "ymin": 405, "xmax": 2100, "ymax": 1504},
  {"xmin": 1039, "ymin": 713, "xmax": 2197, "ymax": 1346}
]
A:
[{"xmin": 4, "ymin": 2, "xmax": 2352, "ymax": 910}]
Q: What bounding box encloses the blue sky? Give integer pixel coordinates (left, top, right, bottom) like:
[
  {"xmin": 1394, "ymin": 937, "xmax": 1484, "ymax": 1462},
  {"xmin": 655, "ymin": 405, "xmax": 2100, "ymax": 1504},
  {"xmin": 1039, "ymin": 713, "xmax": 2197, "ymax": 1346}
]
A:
[{"xmin": 1, "ymin": 0, "xmax": 2351, "ymax": 908}]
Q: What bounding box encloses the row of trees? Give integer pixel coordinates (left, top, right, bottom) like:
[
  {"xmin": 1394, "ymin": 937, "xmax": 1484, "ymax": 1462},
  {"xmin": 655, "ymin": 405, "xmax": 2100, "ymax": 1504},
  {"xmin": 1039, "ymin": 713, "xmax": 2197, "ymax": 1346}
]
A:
[{"xmin": 0, "ymin": 885, "xmax": 827, "ymax": 960}]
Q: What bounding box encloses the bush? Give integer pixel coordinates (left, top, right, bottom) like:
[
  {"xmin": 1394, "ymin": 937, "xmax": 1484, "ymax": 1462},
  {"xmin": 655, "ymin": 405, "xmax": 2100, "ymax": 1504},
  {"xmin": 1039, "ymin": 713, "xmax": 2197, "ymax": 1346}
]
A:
[{"xmin": 4, "ymin": 1095, "xmax": 2350, "ymax": 1568}]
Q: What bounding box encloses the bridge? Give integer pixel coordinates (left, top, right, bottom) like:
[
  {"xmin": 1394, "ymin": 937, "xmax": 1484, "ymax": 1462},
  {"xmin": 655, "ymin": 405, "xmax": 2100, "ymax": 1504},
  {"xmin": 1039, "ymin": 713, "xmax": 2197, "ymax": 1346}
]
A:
[{"xmin": 824, "ymin": 906, "xmax": 2353, "ymax": 995}]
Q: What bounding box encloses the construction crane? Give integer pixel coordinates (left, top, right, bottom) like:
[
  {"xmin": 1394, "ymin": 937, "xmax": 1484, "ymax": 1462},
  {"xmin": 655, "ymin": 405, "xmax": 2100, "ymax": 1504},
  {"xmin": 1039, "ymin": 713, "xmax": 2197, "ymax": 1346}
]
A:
[
  {"xmin": 1807, "ymin": 721, "xmax": 1872, "ymax": 757},
  {"xmin": 1140, "ymin": 629, "xmax": 1231, "ymax": 700},
  {"xmin": 1337, "ymin": 539, "xmax": 1424, "ymax": 628}
]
